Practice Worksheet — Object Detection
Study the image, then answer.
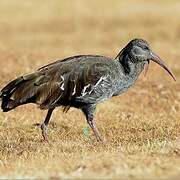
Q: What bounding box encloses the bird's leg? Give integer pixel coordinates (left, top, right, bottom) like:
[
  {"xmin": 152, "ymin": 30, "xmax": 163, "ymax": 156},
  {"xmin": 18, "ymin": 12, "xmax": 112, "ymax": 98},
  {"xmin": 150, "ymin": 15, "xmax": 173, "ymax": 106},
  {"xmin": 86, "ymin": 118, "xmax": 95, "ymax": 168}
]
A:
[
  {"xmin": 87, "ymin": 117, "xmax": 102, "ymax": 142},
  {"xmin": 41, "ymin": 108, "xmax": 54, "ymax": 141},
  {"xmin": 82, "ymin": 105, "xmax": 102, "ymax": 142}
]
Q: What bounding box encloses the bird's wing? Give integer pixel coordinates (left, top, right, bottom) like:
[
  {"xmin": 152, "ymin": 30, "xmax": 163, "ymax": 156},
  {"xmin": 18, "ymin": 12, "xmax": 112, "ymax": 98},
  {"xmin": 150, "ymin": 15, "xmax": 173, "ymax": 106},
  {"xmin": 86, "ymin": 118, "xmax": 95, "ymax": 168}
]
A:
[
  {"xmin": 7, "ymin": 55, "xmax": 114, "ymax": 110},
  {"xmin": 35, "ymin": 55, "xmax": 115, "ymax": 108},
  {"xmin": 74, "ymin": 61, "xmax": 116, "ymax": 104}
]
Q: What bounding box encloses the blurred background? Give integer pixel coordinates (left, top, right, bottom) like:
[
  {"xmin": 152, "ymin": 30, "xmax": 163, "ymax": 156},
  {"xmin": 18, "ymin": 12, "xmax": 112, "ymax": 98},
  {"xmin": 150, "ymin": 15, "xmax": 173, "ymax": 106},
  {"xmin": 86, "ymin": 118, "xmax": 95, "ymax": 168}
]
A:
[
  {"xmin": 0, "ymin": 0, "xmax": 180, "ymax": 78},
  {"xmin": 0, "ymin": 0, "xmax": 179, "ymax": 179}
]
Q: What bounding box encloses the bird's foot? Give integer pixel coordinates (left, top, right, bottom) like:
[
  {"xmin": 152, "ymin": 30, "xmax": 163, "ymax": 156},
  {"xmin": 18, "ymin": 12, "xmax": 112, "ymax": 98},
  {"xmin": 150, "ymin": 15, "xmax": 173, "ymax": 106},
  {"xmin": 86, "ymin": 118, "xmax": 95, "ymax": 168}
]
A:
[
  {"xmin": 34, "ymin": 123, "xmax": 49, "ymax": 142},
  {"xmin": 94, "ymin": 132, "xmax": 104, "ymax": 142},
  {"xmin": 41, "ymin": 123, "xmax": 49, "ymax": 142}
]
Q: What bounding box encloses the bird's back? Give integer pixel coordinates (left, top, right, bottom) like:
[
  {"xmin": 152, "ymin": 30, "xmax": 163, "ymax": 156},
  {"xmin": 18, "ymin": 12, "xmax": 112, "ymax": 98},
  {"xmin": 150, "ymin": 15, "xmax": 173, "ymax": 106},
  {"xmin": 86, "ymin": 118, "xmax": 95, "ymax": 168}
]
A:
[
  {"xmin": 0, "ymin": 55, "xmax": 120, "ymax": 111},
  {"xmin": 38, "ymin": 55, "xmax": 120, "ymax": 108}
]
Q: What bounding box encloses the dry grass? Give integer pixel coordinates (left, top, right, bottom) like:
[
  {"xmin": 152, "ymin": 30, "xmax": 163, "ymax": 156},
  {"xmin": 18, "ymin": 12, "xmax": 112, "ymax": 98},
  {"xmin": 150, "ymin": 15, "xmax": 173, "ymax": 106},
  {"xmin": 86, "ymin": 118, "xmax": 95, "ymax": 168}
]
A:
[{"xmin": 0, "ymin": 0, "xmax": 180, "ymax": 179}]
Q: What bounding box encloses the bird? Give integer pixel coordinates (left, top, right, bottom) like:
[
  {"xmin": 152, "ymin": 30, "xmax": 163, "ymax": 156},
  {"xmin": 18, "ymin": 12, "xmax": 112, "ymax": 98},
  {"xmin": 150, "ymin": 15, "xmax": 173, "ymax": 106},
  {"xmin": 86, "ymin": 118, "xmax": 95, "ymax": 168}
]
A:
[{"xmin": 0, "ymin": 38, "xmax": 176, "ymax": 141}]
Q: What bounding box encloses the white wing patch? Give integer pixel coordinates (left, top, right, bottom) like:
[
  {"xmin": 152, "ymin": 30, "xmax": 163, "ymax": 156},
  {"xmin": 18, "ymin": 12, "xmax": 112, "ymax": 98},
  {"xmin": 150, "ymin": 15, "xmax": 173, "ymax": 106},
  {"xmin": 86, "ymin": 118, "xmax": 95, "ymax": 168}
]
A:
[
  {"xmin": 81, "ymin": 76, "xmax": 108, "ymax": 96},
  {"xmin": 60, "ymin": 75, "xmax": 65, "ymax": 91},
  {"xmin": 60, "ymin": 75, "xmax": 76, "ymax": 96},
  {"xmin": 72, "ymin": 84, "xmax": 76, "ymax": 95},
  {"xmin": 94, "ymin": 76, "xmax": 107, "ymax": 87},
  {"xmin": 81, "ymin": 84, "xmax": 91, "ymax": 96}
]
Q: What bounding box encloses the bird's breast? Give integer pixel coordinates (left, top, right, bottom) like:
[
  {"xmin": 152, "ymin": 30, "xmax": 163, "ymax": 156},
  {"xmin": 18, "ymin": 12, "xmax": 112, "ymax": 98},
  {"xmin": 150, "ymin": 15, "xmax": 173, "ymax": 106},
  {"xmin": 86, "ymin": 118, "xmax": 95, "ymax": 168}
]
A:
[{"xmin": 113, "ymin": 74, "xmax": 138, "ymax": 96}]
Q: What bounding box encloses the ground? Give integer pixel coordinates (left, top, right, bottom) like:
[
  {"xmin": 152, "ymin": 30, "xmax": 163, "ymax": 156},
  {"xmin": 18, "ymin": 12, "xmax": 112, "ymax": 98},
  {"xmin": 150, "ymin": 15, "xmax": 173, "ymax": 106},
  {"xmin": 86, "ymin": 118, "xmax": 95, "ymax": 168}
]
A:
[{"xmin": 0, "ymin": 0, "xmax": 180, "ymax": 179}]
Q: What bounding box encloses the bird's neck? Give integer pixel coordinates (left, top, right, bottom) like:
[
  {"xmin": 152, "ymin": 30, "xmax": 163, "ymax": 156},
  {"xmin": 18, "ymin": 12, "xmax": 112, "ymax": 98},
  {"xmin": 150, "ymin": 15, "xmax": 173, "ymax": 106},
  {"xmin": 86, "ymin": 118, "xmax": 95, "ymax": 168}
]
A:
[
  {"xmin": 111, "ymin": 58, "xmax": 146, "ymax": 96},
  {"xmin": 117, "ymin": 57, "xmax": 147, "ymax": 80}
]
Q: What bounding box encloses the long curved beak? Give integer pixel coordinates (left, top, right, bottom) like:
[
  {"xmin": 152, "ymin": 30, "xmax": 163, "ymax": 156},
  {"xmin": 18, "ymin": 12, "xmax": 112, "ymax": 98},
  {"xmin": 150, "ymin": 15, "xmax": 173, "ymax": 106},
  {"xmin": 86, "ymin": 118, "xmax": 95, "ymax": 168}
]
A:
[{"xmin": 150, "ymin": 52, "xmax": 176, "ymax": 81}]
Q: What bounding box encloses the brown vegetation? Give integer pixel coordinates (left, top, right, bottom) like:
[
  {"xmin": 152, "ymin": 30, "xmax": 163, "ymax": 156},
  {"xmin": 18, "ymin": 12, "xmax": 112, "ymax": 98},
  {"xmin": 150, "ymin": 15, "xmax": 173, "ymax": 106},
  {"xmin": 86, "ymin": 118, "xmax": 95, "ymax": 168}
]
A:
[{"xmin": 0, "ymin": 0, "xmax": 179, "ymax": 179}]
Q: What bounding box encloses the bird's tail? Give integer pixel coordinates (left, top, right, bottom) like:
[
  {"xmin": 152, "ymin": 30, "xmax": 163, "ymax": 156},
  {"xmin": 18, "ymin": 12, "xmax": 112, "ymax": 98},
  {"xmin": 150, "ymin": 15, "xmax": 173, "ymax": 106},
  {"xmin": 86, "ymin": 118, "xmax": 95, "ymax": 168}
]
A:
[{"xmin": 0, "ymin": 73, "xmax": 38, "ymax": 112}]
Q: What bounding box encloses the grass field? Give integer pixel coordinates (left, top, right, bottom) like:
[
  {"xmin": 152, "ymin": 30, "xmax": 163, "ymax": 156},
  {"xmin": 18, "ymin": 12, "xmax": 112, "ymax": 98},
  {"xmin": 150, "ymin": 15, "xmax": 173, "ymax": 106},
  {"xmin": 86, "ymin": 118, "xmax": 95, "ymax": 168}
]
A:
[{"xmin": 0, "ymin": 0, "xmax": 180, "ymax": 179}]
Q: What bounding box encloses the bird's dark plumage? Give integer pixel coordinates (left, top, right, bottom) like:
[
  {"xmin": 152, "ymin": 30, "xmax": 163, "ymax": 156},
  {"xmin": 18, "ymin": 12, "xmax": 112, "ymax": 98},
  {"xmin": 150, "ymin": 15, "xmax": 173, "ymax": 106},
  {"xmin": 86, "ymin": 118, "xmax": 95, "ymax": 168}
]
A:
[{"xmin": 0, "ymin": 38, "xmax": 176, "ymax": 141}]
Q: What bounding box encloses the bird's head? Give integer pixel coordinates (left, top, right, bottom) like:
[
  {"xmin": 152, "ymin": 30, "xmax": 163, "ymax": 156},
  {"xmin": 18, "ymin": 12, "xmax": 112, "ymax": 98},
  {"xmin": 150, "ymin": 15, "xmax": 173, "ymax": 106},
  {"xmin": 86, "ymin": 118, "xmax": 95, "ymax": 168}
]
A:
[{"xmin": 117, "ymin": 38, "xmax": 176, "ymax": 81}]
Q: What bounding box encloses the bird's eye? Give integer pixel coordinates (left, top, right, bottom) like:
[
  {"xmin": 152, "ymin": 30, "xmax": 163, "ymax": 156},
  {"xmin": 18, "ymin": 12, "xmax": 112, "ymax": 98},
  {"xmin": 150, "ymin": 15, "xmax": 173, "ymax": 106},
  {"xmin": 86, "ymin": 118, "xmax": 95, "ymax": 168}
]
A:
[{"xmin": 143, "ymin": 46, "xmax": 149, "ymax": 50}]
